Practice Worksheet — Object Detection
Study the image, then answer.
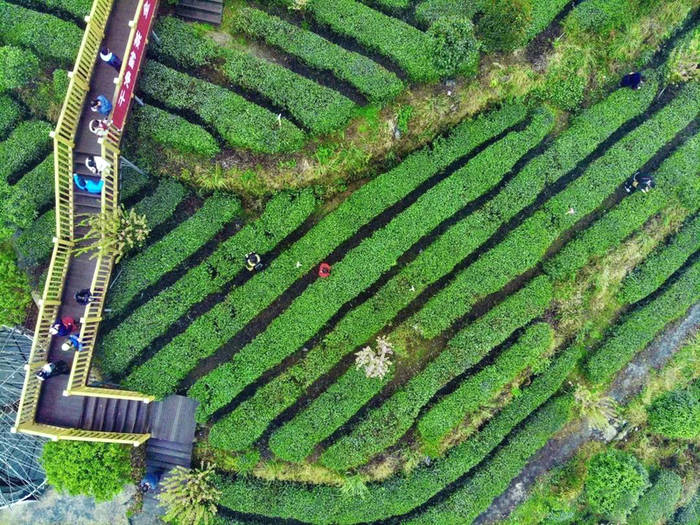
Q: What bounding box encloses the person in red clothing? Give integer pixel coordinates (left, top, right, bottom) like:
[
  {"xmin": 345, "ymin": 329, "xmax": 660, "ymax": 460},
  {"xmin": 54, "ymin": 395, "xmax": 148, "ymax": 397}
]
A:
[
  {"xmin": 318, "ymin": 262, "xmax": 331, "ymax": 278},
  {"xmin": 49, "ymin": 316, "xmax": 77, "ymax": 336}
]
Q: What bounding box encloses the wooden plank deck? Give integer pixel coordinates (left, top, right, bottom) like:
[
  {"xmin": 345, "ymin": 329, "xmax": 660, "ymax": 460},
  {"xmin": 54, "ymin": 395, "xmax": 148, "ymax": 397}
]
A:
[{"xmin": 35, "ymin": 0, "xmax": 141, "ymax": 431}]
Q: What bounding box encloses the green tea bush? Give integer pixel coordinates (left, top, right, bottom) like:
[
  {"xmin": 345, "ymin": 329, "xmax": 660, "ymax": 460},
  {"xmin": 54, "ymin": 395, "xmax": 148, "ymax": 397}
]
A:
[
  {"xmin": 411, "ymin": 81, "xmax": 700, "ymax": 338},
  {"xmin": 132, "ymin": 178, "xmax": 186, "ymax": 230},
  {"xmin": 179, "ymin": 102, "xmax": 529, "ymax": 415},
  {"xmin": 478, "ymin": 0, "xmax": 532, "ymax": 51},
  {"xmin": 99, "ymin": 190, "xmax": 317, "ymax": 376},
  {"xmin": 544, "ymin": 133, "xmax": 700, "ymax": 281},
  {"xmin": 0, "ymin": 45, "xmax": 39, "ymax": 92},
  {"xmin": 13, "ymin": 209, "xmax": 53, "ymax": 265},
  {"xmin": 232, "ymin": 7, "xmax": 403, "ymax": 102},
  {"xmin": 52, "ymin": 69, "xmax": 69, "ymax": 103},
  {"xmin": 415, "ymin": 0, "xmax": 482, "ymax": 27},
  {"xmin": 428, "ymin": 17, "xmax": 480, "ymax": 77},
  {"xmin": 542, "ymin": 52, "xmax": 589, "ymax": 111},
  {"xmin": 646, "ymin": 382, "xmax": 700, "ymax": 440},
  {"xmin": 567, "ymin": 0, "xmax": 632, "ymax": 35},
  {"xmin": 0, "ymin": 1, "xmax": 82, "ymax": 66},
  {"xmin": 665, "ymin": 26, "xmax": 699, "ymax": 85},
  {"xmin": 107, "ymin": 194, "xmax": 241, "ymax": 315},
  {"xmin": 306, "ymin": 0, "xmax": 440, "ymax": 82},
  {"xmin": 186, "ymin": 107, "xmax": 553, "ymax": 430},
  {"xmin": 40, "ymin": 441, "xmax": 131, "ymax": 502},
  {"xmin": 319, "ymin": 276, "xmax": 553, "ymax": 470},
  {"xmin": 362, "ymin": 0, "xmax": 409, "ymax": 12},
  {"xmin": 153, "ymin": 17, "xmax": 357, "ymax": 135},
  {"xmin": 628, "ymin": 470, "xmax": 682, "ymax": 525},
  {"xmin": 134, "ymin": 104, "xmax": 220, "ymax": 157},
  {"xmin": 0, "ymin": 120, "xmax": 51, "ymax": 184},
  {"xmin": 417, "ymin": 322, "xmax": 553, "ymax": 448},
  {"xmin": 0, "ymin": 243, "xmax": 31, "ymax": 325},
  {"xmin": 0, "ymin": 154, "xmax": 52, "ymax": 230},
  {"xmin": 585, "ymin": 450, "xmax": 649, "ymax": 522},
  {"xmin": 216, "ymin": 344, "xmax": 582, "ymax": 523},
  {"xmin": 139, "ymin": 62, "xmax": 305, "ymax": 154},
  {"xmin": 619, "ymin": 211, "xmax": 700, "ymax": 304},
  {"xmin": 0, "ymin": 95, "xmax": 22, "ymax": 140},
  {"xmin": 586, "ymin": 258, "xmax": 700, "ymax": 384},
  {"xmin": 11, "ymin": 0, "xmax": 92, "ymax": 19},
  {"xmin": 407, "ymin": 396, "xmax": 573, "ymax": 524},
  {"xmin": 672, "ymin": 490, "xmax": 700, "ymax": 525},
  {"xmin": 208, "ymin": 83, "xmax": 656, "ymax": 452}
]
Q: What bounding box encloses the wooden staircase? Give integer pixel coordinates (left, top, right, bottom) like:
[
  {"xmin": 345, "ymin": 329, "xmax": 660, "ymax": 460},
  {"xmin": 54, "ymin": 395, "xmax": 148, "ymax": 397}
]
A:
[
  {"xmin": 79, "ymin": 396, "xmax": 152, "ymax": 434},
  {"xmin": 147, "ymin": 395, "xmax": 198, "ymax": 472},
  {"xmin": 175, "ymin": 0, "xmax": 223, "ymax": 25}
]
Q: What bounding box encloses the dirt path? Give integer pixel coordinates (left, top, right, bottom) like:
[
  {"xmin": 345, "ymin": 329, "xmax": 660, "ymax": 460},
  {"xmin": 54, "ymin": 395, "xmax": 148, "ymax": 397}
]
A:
[{"xmin": 474, "ymin": 301, "xmax": 700, "ymax": 525}]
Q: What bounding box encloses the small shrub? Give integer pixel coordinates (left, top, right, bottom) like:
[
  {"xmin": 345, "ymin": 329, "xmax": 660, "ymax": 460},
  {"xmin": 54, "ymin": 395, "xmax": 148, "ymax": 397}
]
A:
[
  {"xmin": 665, "ymin": 27, "xmax": 700, "ymax": 85},
  {"xmin": 646, "ymin": 382, "xmax": 700, "ymax": 440},
  {"xmin": 0, "ymin": 45, "xmax": 39, "ymax": 92},
  {"xmin": 585, "ymin": 450, "xmax": 650, "ymax": 522},
  {"xmin": 355, "ymin": 336, "xmax": 394, "ymax": 379},
  {"xmin": 158, "ymin": 463, "xmax": 221, "ymax": 525},
  {"xmin": 428, "ymin": 17, "xmax": 480, "ymax": 77},
  {"xmin": 40, "ymin": 441, "xmax": 132, "ymax": 502},
  {"xmin": 567, "ymin": 0, "xmax": 632, "ymax": 35},
  {"xmin": 628, "ymin": 470, "xmax": 682, "ymax": 525},
  {"xmin": 75, "ymin": 206, "xmax": 150, "ymax": 263}
]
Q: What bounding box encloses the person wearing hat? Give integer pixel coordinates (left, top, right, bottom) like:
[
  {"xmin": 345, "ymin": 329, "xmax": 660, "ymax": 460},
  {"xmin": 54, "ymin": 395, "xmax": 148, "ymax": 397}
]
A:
[
  {"xmin": 74, "ymin": 173, "xmax": 104, "ymax": 194},
  {"xmin": 318, "ymin": 262, "xmax": 331, "ymax": 278},
  {"xmin": 49, "ymin": 317, "xmax": 76, "ymax": 337},
  {"xmin": 245, "ymin": 252, "xmax": 263, "ymax": 272}
]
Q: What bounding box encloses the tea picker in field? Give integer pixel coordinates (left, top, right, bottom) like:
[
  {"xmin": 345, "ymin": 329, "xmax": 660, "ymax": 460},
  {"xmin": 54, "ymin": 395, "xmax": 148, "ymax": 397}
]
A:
[
  {"xmin": 625, "ymin": 172, "xmax": 656, "ymax": 194},
  {"xmin": 620, "ymin": 72, "xmax": 645, "ymax": 90},
  {"xmin": 245, "ymin": 252, "xmax": 263, "ymax": 271},
  {"xmin": 318, "ymin": 262, "xmax": 332, "ymax": 278},
  {"xmin": 90, "ymin": 95, "xmax": 113, "ymax": 116},
  {"xmin": 99, "ymin": 46, "xmax": 122, "ymax": 72}
]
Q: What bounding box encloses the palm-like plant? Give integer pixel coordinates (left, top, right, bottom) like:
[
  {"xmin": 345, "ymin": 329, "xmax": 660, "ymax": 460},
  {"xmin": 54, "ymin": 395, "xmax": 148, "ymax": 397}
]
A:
[
  {"xmin": 574, "ymin": 384, "xmax": 619, "ymax": 433},
  {"xmin": 157, "ymin": 463, "xmax": 221, "ymax": 525},
  {"xmin": 74, "ymin": 206, "xmax": 149, "ymax": 263}
]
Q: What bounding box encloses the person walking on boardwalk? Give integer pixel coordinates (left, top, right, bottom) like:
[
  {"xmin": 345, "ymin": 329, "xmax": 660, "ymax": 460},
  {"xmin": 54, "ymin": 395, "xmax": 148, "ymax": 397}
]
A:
[
  {"xmin": 90, "ymin": 95, "xmax": 112, "ymax": 116},
  {"xmin": 73, "ymin": 173, "xmax": 104, "ymax": 194},
  {"xmin": 245, "ymin": 252, "xmax": 262, "ymax": 272},
  {"xmin": 85, "ymin": 155, "xmax": 109, "ymax": 176},
  {"xmin": 89, "ymin": 118, "xmax": 111, "ymax": 138},
  {"xmin": 99, "ymin": 46, "xmax": 122, "ymax": 72},
  {"xmin": 75, "ymin": 288, "xmax": 96, "ymax": 305},
  {"xmin": 49, "ymin": 317, "xmax": 77, "ymax": 337},
  {"xmin": 61, "ymin": 334, "xmax": 84, "ymax": 352}
]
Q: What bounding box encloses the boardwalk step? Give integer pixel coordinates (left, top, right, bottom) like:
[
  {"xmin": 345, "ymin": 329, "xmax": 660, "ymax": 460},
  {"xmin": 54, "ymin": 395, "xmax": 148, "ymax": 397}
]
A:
[
  {"xmin": 174, "ymin": 6, "xmax": 222, "ymax": 24},
  {"xmin": 177, "ymin": 0, "xmax": 222, "ymax": 14},
  {"xmin": 74, "ymin": 193, "xmax": 101, "ymax": 209},
  {"xmin": 146, "ymin": 450, "xmax": 191, "ymax": 467},
  {"xmin": 147, "ymin": 443, "xmax": 192, "ymax": 461},
  {"xmin": 124, "ymin": 401, "xmax": 139, "ymax": 434},
  {"xmin": 147, "ymin": 438, "xmax": 193, "ymax": 453},
  {"xmin": 114, "ymin": 400, "xmax": 129, "ymax": 433},
  {"xmin": 79, "ymin": 396, "xmax": 98, "ymax": 429}
]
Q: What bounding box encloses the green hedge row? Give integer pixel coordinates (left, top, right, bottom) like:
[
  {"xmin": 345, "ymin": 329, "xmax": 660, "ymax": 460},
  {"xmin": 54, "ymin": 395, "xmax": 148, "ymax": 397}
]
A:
[
  {"xmin": 415, "ymin": 0, "xmax": 482, "ymax": 26},
  {"xmin": 206, "ymin": 83, "xmax": 656, "ymax": 452},
  {"xmin": 585, "ymin": 256, "xmax": 700, "ymax": 384},
  {"xmin": 627, "ymin": 470, "xmax": 682, "ymax": 525},
  {"xmin": 132, "ymin": 178, "xmax": 186, "ymax": 230},
  {"xmin": 260, "ymin": 108, "xmax": 555, "ymax": 462},
  {"xmin": 0, "ymin": 95, "xmax": 22, "ymax": 140},
  {"xmin": 131, "ymin": 103, "xmax": 536, "ymax": 399},
  {"xmin": 153, "ymin": 17, "xmax": 357, "ymax": 135},
  {"xmin": 13, "ymin": 208, "xmax": 53, "ymax": 265},
  {"xmin": 360, "ymin": 0, "xmax": 409, "ymax": 13},
  {"xmin": 0, "ymin": 154, "xmax": 53, "ymax": 231},
  {"xmin": 544, "ymin": 131, "xmax": 700, "ymax": 281},
  {"xmin": 619, "ymin": 211, "xmax": 700, "ymax": 305},
  {"xmin": 139, "ymin": 61, "xmax": 305, "ymax": 154},
  {"xmin": 319, "ymin": 276, "xmax": 553, "ymax": 470},
  {"xmin": 416, "ymin": 321, "xmax": 553, "ymax": 448},
  {"xmin": 175, "ymin": 102, "xmax": 529, "ymax": 414},
  {"xmin": 0, "ymin": 120, "xmax": 51, "ymax": 184},
  {"xmin": 232, "ymin": 8, "xmax": 403, "ymax": 102},
  {"xmin": 522, "ymin": 0, "xmax": 571, "ymax": 44},
  {"xmin": 106, "ymin": 194, "xmax": 241, "ymax": 317},
  {"xmin": 10, "ymin": 0, "xmax": 91, "ymax": 20},
  {"xmin": 99, "ymin": 190, "xmax": 316, "ymax": 377},
  {"xmin": 0, "ymin": 1, "xmax": 81, "ymax": 66},
  {"xmin": 411, "ymin": 81, "xmax": 700, "ymax": 338},
  {"xmin": 407, "ymin": 395, "xmax": 573, "ymax": 524},
  {"xmin": 306, "ymin": 0, "xmax": 440, "ymax": 82},
  {"xmin": 133, "ymin": 104, "xmax": 220, "ymax": 157},
  {"xmin": 216, "ymin": 343, "xmax": 582, "ymax": 523}
]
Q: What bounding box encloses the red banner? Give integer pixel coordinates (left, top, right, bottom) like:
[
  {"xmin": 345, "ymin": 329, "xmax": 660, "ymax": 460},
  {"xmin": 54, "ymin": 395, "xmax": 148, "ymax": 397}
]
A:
[{"xmin": 111, "ymin": 0, "xmax": 159, "ymax": 130}]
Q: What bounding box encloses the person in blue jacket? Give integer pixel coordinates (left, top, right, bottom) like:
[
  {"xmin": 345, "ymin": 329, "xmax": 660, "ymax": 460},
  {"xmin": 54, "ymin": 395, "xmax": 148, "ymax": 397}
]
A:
[
  {"xmin": 74, "ymin": 173, "xmax": 104, "ymax": 194},
  {"xmin": 90, "ymin": 95, "xmax": 112, "ymax": 116}
]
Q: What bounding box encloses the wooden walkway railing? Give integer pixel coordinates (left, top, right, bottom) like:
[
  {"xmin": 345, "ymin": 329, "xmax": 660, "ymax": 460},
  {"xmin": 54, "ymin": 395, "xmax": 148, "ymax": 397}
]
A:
[{"xmin": 13, "ymin": 0, "xmax": 157, "ymax": 446}]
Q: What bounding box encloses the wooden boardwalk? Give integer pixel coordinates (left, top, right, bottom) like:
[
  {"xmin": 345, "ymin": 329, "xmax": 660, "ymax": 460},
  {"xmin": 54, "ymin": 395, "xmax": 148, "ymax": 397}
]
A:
[{"xmin": 35, "ymin": 0, "xmax": 143, "ymax": 432}]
